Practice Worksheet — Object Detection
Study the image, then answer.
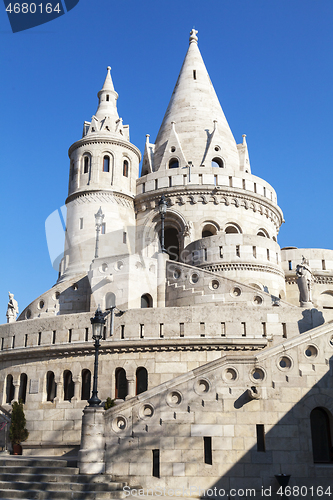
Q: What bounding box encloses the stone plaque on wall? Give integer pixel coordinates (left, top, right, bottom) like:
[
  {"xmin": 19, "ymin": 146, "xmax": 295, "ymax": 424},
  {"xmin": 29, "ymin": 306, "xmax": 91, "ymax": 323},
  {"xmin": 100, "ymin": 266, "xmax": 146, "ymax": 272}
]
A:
[{"xmin": 29, "ymin": 379, "xmax": 39, "ymax": 394}]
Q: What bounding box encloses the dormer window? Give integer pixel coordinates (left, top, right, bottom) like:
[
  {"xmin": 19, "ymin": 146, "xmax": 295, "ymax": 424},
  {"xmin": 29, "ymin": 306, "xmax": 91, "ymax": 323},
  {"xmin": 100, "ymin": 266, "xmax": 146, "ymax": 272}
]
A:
[
  {"xmin": 211, "ymin": 157, "xmax": 224, "ymax": 168},
  {"xmin": 169, "ymin": 158, "xmax": 179, "ymax": 169},
  {"xmin": 103, "ymin": 156, "xmax": 110, "ymax": 172},
  {"xmin": 123, "ymin": 160, "xmax": 129, "ymax": 177}
]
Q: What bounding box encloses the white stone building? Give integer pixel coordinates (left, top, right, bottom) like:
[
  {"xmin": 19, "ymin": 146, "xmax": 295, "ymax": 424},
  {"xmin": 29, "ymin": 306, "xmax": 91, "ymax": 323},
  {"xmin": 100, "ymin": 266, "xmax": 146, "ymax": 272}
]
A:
[{"xmin": 1, "ymin": 30, "xmax": 333, "ymax": 494}]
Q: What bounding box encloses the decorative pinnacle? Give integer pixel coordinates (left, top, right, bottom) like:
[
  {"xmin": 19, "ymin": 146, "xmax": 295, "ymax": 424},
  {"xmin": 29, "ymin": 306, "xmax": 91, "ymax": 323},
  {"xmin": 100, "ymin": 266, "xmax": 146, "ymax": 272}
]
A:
[
  {"xmin": 242, "ymin": 134, "xmax": 247, "ymax": 145},
  {"xmin": 189, "ymin": 28, "xmax": 198, "ymax": 44},
  {"xmin": 107, "ymin": 66, "xmax": 111, "ymax": 71}
]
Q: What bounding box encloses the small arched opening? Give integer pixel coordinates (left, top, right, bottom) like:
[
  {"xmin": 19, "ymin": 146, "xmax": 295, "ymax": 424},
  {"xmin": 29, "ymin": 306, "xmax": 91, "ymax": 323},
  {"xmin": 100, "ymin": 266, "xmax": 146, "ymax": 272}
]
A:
[
  {"xmin": 169, "ymin": 158, "xmax": 179, "ymax": 169},
  {"xmin": 63, "ymin": 370, "xmax": 74, "ymax": 402},
  {"xmin": 115, "ymin": 368, "xmax": 127, "ymax": 400},
  {"xmin": 123, "ymin": 160, "xmax": 129, "ymax": 177},
  {"xmin": 83, "ymin": 155, "xmax": 90, "ymax": 174},
  {"xmin": 81, "ymin": 369, "xmax": 91, "ymax": 401},
  {"xmin": 225, "ymin": 223, "xmax": 241, "ymax": 234},
  {"xmin": 136, "ymin": 367, "xmax": 148, "ymax": 395},
  {"xmin": 6, "ymin": 375, "xmax": 14, "ymax": 404},
  {"xmin": 19, "ymin": 373, "xmax": 28, "ymax": 404},
  {"xmin": 257, "ymin": 229, "xmax": 269, "ymax": 238},
  {"xmin": 310, "ymin": 407, "xmax": 333, "ymax": 463},
  {"xmin": 103, "ymin": 155, "xmax": 110, "ymax": 172},
  {"xmin": 46, "ymin": 371, "xmax": 57, "ymax": 402},
  {"xmin": 202, "ymin": 223, "xmax": 218, "ymax": 238},
  {"xmin": 105, "ymin": 292, "xmax": 116, "ymax": 310},
  {"xmin": 211, "ymin": 157, "xmax": 224, "ymax": 168},
  {"xmin": 141, "ymin": 294, "xmax": 153, "ymax": 308}
]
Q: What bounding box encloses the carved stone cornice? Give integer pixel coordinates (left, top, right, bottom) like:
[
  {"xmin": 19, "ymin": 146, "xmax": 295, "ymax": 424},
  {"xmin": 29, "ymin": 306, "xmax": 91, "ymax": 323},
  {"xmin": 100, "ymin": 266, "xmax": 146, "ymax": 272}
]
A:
[
  {"xmin": 285, "ymin": 274, "xmax": 333, "ymax": 285},
  {"xmin": 135, "ymin": 186, "xmax": 284, "ymax": 230},
  {"xmin": 201, "ymin": 262, "xmax": 285, "ymax": 278},
  {"xmin": 0, "ymin": 338, "xmax": 267, "ymax": 362},
  {"xmin": 68, "ymin": 135, "xmax": 141, "ymax": 160},
  {"xmin": 66, "ymin": 190, "xmax": 134, "ymax": 208}
]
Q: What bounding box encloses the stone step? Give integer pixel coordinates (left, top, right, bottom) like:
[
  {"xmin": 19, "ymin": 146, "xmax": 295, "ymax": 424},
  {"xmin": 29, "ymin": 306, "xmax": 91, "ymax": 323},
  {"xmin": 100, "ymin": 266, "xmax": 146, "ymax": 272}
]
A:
[
  {"xmin": 0, "ymin": 480, "xmax": 125, "ymax": 492},
  {"xmin": 0, "ymin": 458, "xmax": 76, "ymax": 468},
  {"xmin": 0, "ymin": 473, "xmax": 123, "ymax": 486},
  {"xmin": 0, "ymin": 466, "xmax": 79, "ymax": 475},
  {"xmin": 0, "ymin": 489, "xmax": 126, "ymax": 499}
]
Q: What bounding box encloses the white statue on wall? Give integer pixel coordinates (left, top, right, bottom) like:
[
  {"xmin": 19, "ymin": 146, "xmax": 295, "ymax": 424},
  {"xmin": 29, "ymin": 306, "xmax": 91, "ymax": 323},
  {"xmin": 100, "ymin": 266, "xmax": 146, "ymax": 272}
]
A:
[
  {"xmin": 6, "ymin": 292, "xmax": 19, "ymax": 323},
  {"xmin": 296, "ymin": 256, "xmax": 314, "ymax": 307}
]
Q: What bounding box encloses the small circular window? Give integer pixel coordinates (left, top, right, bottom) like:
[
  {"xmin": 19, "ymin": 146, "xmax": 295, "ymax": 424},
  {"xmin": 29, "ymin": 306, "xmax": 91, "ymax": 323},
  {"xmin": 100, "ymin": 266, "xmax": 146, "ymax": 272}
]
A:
[
  {"xmin": 304, "ymin": 345, "xmax": 318, "ymax": 359},
  {"xmin": 253, "ymin": 296, "xmax": 263, "ymax": 305},
  {"xmin": 170, "ymin": 146, "xmax": 176, "ymax": 153},
  {"xmin": 38, "ymin": 300, "xmax": 45, "ymax": 310},
  {"xmin": 231, "ymin": 287, "xmax": 241, "ymax": 297},
  {"xmin": 278, "ymin": 356, "xmax": 292, "ymax": 370},
  {"xmin": 251, "ymin": 368, "xmax": 265, "ymax": 381},
  {"xmin": 190, "ymin": 273, "xmax": 199, "ymax": 284},
  {"xmin": 210, "ymin": 280, "xmax": 220, "ymax": 290}
]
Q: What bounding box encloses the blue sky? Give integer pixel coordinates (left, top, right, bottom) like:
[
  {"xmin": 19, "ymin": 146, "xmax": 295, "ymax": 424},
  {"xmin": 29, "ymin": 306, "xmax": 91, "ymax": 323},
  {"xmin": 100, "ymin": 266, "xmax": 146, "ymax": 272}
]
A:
[{"xmin": 1, "ymin": 0, "xmax": 333, "ymax": 320}]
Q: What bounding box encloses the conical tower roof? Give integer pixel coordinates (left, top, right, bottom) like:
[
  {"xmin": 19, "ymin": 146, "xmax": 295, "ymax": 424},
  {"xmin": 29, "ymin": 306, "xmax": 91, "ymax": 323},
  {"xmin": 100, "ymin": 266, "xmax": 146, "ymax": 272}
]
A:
[{"xmin": 153, "ymin": 30, "xmax": 240, "ymax": 171}]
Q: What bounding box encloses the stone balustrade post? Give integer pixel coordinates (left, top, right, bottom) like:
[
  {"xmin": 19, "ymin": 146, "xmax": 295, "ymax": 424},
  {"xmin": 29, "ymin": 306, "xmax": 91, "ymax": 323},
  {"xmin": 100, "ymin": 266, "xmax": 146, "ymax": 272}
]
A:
[{"xmin": 78, "ymin": 407, "xmax": 105, "ymax": 474}]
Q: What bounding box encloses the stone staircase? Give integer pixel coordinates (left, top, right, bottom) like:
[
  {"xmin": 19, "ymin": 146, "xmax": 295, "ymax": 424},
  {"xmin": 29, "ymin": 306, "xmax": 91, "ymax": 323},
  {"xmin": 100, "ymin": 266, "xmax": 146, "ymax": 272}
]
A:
[{"xmin": 0, "ymin": 457, "xmax": 128, "ymax": 499}]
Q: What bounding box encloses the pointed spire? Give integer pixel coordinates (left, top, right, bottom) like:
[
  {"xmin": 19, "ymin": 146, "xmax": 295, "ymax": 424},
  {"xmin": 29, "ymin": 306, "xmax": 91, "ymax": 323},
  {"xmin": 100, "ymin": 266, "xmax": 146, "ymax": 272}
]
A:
[
  {"xmin": 99, "ymin": 66, "xmax": 115, "ymax": 93},
  {"xmin": 95, "ymin": 66, "xmax": 119, "ymax": 123},
  {"xmin": 152, "ymin": 30, "xmax": 240, "ymax": 171}
]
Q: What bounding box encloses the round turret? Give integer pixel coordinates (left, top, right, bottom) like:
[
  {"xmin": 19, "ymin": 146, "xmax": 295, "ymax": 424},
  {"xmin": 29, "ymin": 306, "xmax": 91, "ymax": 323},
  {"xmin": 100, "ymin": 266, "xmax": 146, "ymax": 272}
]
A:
[{"xmin": 59, "ymin": 67, "xmax": 141, "ymax": 281}]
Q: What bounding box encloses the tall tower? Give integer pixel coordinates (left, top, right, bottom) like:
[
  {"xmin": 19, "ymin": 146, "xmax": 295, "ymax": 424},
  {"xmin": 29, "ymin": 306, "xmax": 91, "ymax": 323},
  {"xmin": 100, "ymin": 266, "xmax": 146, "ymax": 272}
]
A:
[
  {"xmin": 136, "ymin": 30, "xmax": 285, "ymax": 298},
  {"xmin": 59, "ymin": 67, "xmax": 141, "ymax": 281}
]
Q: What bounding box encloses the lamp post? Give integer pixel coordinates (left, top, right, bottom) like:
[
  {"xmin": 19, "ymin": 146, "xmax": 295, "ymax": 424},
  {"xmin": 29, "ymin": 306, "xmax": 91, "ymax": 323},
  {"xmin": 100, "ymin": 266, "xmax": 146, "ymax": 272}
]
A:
[
  {"xmin": 88, "ymin": 306, "xmax": 105, "ymax": 407},
  {"xmin": 94, "ymin": 207, "xmax": 105, "ymax": 259},
  {"xmin": 88, "ymin": 305, "xmax": 125, "ymax": 407},
  {"xmin": 158, "ymin": 194, "xmax": 168, "ymax": 254}
]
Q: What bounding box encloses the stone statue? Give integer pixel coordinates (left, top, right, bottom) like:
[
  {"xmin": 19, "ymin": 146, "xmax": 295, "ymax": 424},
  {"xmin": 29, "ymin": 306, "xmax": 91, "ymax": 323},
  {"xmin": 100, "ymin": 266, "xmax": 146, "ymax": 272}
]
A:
[
  {"xmin": 6, "ymin": 292, "xmax": 19, "ymax": 323},
  {"xmin": 183, "ymin": 220, "xmax": 193, "ymax": 239},
  {"xmin": 296, "ymin": 256, "xmax": 314, "ymax": 306}
]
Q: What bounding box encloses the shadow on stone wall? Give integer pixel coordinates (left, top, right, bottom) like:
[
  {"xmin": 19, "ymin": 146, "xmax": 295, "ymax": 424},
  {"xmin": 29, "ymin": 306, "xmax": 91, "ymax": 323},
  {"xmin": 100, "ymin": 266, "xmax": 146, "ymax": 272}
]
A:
[{"xmin": 298, "ymin": 309, "xmax": 325, "ymax": 334}]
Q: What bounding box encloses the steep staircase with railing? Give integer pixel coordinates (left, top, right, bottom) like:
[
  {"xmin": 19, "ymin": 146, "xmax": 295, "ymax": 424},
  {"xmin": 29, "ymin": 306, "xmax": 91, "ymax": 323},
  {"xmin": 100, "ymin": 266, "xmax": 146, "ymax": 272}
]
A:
[{"xmin": 0, "ymin": 457, "xmax": 128, "ymax": 500}]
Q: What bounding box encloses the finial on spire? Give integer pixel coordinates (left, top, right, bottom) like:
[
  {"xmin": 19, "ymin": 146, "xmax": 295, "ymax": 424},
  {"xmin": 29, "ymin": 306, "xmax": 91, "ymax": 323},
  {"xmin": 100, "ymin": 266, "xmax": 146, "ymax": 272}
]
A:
[
  {"xmin": 242, "ymin": 134, "xmax": 247, "ymax": 145},
  {"xmin": 189, "ymin": 28, "xmax": 198, "ymax": 44},
  {"xmin": 107, "ymin": 66, "xmax": 111, "ymax": 71}
]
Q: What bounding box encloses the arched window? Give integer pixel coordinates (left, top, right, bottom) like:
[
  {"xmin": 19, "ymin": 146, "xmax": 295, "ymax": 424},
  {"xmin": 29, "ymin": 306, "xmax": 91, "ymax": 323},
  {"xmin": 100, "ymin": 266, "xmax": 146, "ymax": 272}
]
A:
[
  {"xmin": 103, "ymin": 155, "xmax": 110, "ymax": 172},
  {"xmin": 169, "ymin": 158, "xmax": 179, "ymax": 169},
  {"xmin": 105, "ymin": 292, "xmax": 116, "ymax": 310},
  {"xmin": 46, "ymin": 371, "xmax": 57, "ymax": 402},
  {"xmin": 225, "ymin": 223, "xmax": 241, "ymax": 234},
  {"xmin": 311, "ymin": 408, "xmax": 333, "ymax": 463},
  {"xmin": 6, "ymin": 375, "xmax": 14, "ymax": 404},
  {"xmin": 141, "ymin": 294, "xmax": 153, "ymax": 308},
  {"xmin": 257, "ymin": 229, "xmax": 269, "ymax": 238},
  {"xmin": 123, "ymin": 160, "xmax": 129, "ymax": 177},
  {"xmin": 63, "ymin": 370, "xmax": 74, "ymax": 402},
  {"xmin": 115, "ymin": 368, "xmax": 127, "ymax": 400},
  {"xmin": 19, "ymin": 373, "xmax": 27, "ymax": 404},
  {"xmin": 202, "ymin": 223, "xmax": 218, "ymax": 238},
  {"xmin": 136, "ymin": 367, "xmax": 148, "ymax": 395},
  {"xmin": 106, "ymin": 95, "xmax": 109, "ymax": 101},
  {"xmin": 211, "ymin": 157, "xmax": 224, "ymax": 168},
  {"xmin": 81, "ymin": 369, "xmax": 91, "ymax": 400},
  {"xmin": 83, "ymin": 156, "xmax": 90, "ymax": 174}
]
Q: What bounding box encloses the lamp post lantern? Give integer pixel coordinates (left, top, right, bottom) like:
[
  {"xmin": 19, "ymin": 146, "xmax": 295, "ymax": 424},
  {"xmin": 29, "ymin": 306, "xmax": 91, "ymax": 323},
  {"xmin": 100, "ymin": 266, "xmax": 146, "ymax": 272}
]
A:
[
  {"xmin": 94, "ymin": 207, "xmax": 105, "ymax": 259},
  {"xmin": 88, "ymin": 306, "xmax": 105, "ymax": 407},
  {"xmin": 158, "ymin": 194, "xmax": 168, "ymax": 254}
]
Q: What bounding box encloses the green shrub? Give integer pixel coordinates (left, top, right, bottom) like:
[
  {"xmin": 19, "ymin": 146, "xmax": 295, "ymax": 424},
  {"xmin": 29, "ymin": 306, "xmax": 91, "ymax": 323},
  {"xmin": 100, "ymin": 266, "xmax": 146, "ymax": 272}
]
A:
[
  {"xmin": 9, "ymin": 401, "xmax": 29, "ymax": 445},
  {"xmin": 104, "ymin": 397, "xmax": 115, "ymax": 410}
]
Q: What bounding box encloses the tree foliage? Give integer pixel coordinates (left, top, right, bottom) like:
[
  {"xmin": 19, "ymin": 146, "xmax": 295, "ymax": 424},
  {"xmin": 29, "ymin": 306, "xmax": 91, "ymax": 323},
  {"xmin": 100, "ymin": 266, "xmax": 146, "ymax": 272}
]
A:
[{"xmin": 9, "ymin": 401, "xmax": 29, "ymax": 445}]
